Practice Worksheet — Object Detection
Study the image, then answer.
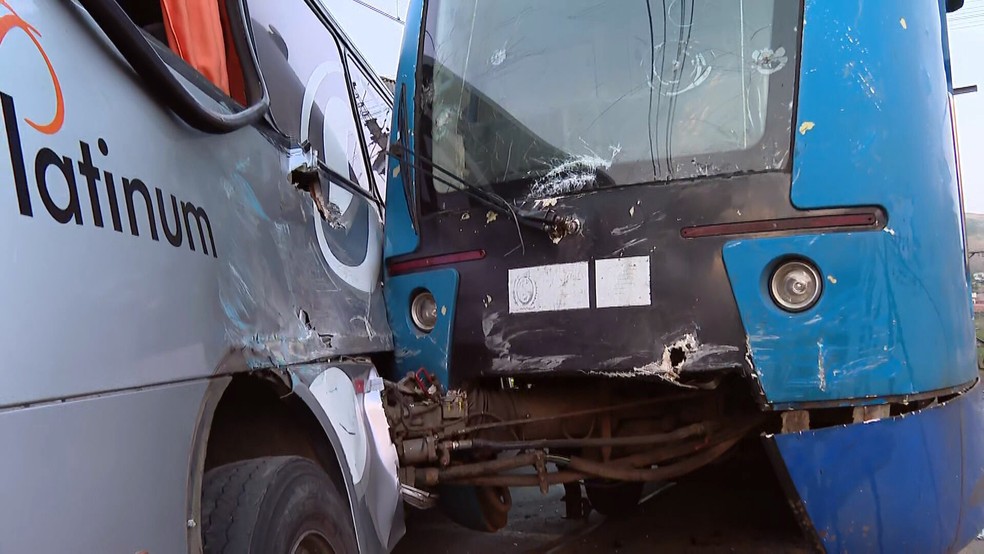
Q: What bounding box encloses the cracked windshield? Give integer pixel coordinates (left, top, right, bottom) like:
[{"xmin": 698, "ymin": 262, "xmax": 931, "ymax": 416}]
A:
[{"xmin": 420, "ymin": 0, "xmax": 798, "ymax": 200}]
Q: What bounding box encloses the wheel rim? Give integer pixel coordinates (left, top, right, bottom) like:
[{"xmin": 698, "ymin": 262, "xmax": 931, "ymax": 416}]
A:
[{"xmin": 290, "ymin": 530, "xmax": 335, "ymax": 554}]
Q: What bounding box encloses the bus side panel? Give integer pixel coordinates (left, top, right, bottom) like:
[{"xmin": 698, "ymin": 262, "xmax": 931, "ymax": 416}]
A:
[
  {"xmin": 724, "ymin": 0, "xmax": 976, "ymax": 403},
  {"xmin": 0, "ymin": 0, "xmax": 389, "ymax": 407},
  {"xmin": 0, "ymin": 380, "xmax": 207, "ymax": 553}
]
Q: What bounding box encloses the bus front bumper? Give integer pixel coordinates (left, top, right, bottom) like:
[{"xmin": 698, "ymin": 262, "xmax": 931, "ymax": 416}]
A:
[{"xmin": 766, "ymin": 379, "xmax": 984, "ymax": 553}]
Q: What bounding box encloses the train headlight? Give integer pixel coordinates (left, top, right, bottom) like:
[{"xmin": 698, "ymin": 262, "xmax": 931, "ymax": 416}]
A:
[
  {"xmin": 770, "ymin": 260, "xmax": 822, "ymax": 312},
  {"xmin": 410, "ymin": 290, "xmax": 438, "ymax": 332}
]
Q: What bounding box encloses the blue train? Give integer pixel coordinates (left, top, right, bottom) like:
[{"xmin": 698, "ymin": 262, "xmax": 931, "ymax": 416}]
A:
[{"xmin": 381, "ymin": 0, "xmax": 984, "ymax": 551}]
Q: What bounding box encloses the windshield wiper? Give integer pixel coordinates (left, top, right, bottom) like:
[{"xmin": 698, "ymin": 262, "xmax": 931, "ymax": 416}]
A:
[
  {"xmin": 391, "ymin": 87, "xmax": 581, "ymax": 245},
  {"xmin": 395, "ymin": 84, "xmax": 420, "ymax": 233},
  {"xmin": 387, "ymin": 141, "xmax": 582, "ymax": 240}
]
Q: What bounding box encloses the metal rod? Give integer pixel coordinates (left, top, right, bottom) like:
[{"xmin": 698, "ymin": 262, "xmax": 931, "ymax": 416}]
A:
[
  {"xmin": 439, "ymin": 392, "xmax": 700, "ymax": 439},
  {"xmin": 564, "ymin": 439, "xmax": 740, "ymax": 482},
  {"xmin": 449, "ymin": 422, "xmax": 709, "ymax": 452},
  {"xmin": 438, "ymin": 452, "xmax": 541, "ymax": 480},
  {"xmin": 449, "ymin": 437, "xmax": 739, "ymax": 486}
]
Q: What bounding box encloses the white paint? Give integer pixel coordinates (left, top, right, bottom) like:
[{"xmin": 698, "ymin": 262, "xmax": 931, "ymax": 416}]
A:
[
  {"xmin": 302, "ymin": 61, "xmax": 383, "ymax": 293},
  {"xmin": 595, "ymin": 256, "xmax": 652, "ymax": 308},
  {"xmin": 508, "ymin": 262, "xmax": 589, "ymax": 313},
  {"xmin": 817, "ymin": 339, "xmax": 827, "ymax": 392},
  {"xmin": 362, "ymin": 368, "xmax": 401, "ymax": 547},
  {"xmin": 309, "ymin": 368, "xmax": 369, "ymax": 483}
]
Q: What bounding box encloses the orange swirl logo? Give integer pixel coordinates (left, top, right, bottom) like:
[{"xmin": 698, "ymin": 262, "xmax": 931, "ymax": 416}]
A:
[{"xmin": 0, "ymin": 0, "xmax": 63, "ymax": 134}]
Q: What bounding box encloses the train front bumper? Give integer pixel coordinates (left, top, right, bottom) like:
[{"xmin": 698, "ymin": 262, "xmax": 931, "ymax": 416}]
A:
[{"xmin": 766, "ymin": 379, "xmax": 984, "ymax": 553}]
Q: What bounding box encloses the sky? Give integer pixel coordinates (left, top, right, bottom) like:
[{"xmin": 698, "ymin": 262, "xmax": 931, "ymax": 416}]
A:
[
  {"xmin": 326, "ymin": 0, "xmax": 984, "ymax": 211},
  {"xmin": 320, "ymin": 0, "xmax": 408, "ymax": 81},
  {"xmin": 948, "ymin": 1, "xmax": 984, "ymax": 213}
]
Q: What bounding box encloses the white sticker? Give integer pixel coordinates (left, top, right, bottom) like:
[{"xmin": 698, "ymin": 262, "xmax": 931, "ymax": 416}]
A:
[
  {"xmin": 508, "ymin": 262, "xmax": 589, "ymax": 313},
  {"xmin": 595, "ymin": 256, "xmax": 652, "ymax": 308}
]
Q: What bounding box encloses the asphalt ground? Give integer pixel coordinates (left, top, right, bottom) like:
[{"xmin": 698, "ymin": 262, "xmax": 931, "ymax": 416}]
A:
[
  {"xmin": 393, "ymin": 461, "xmax": 813, "ymax": 553},
  {"xmin": 393, "ymin": 464, "xmax": 984, "ymax": 554}
]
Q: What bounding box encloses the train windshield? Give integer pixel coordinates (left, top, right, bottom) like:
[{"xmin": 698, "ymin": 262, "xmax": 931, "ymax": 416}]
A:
[{"xmin": 418, "ymin": 0, "xmax": 800, "ymax": 200}]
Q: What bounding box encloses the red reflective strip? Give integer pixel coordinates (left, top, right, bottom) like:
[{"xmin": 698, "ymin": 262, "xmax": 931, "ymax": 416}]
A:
[
  {"xmin": 681, "ymin": 213, "xmax": 878, "ymax": 239},
  {"xmin": 388, "ymin": 249, "xmax": 487, "ymax": 275}
]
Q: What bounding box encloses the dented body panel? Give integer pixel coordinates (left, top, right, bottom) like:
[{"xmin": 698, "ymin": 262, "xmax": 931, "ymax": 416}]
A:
[
  {"xmin": 389, "ymin": 174, "xmax": 886, "ymax": 387},
  {"xmin": 0, "ymin": 0, "xmax": 398, "ymax": 551},
  {"xmin": 384, "ymin": 0, "xmax": 804, "ymax": 387},
  {"xmin": 726, "ymin": 0, "xmax": 976, "ymax": 404},
  {"xmin": 767, "ymin": 379, "xmax": 984, "ymax": 553},
  {"xmin": 381, "ymin": 0, "xmax": 984, "ymax": 549},
  {"xmin": 0, "ymin": 0, "xmax": 392, "ymax": 408}
]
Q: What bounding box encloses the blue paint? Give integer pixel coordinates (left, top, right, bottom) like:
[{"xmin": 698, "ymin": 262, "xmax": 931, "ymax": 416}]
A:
[
  {"xmin": 383, "ymin": 0, "xmax": 424, "ymax": 259},
  {"xmin": 771, "ymin": 379, "xmax": 984, "ymax": 553},
  {"xmin": 383, "ymin": 268, "xmax": 458, "ymax": 386},
  {"xmin": 723, "ymin": 233, "xmax": 974, "ymax": 403},
  {"xmin": 724, "ymin": 0, "xmax": 975, "ymax": 403},
  {"xmin": 232, "ymin": 173, "xmax": 270, "ymax": 222}
]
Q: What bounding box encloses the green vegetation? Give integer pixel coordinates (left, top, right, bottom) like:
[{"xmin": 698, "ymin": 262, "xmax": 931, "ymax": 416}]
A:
[{"xmin": 966, "ymin": 213, "xmax": 984, "ymax": 275}]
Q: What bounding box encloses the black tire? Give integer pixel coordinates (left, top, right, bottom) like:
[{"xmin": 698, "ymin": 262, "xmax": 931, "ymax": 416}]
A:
[
  {"xmin": 584, "ymin": 480, "xmax": 645, "ymax": 518},
  {"xmin": 202, "ymin": 456, "xmax": 357, "ymax": 554}
]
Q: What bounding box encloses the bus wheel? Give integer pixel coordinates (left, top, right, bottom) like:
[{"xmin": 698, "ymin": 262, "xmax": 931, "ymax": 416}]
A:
[
  {"xmin": 202, "ymin": 456, "xmax": 357, "ymax": 554},
  {"xmin": 584, "ymin": 480, "xmax": 645, "ymax": 518}
]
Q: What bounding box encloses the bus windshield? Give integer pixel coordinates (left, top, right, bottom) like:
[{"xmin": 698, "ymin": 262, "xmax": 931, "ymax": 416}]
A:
[{"xmin": 418, "ymin": 0, "xmax": 799, "ymax": 200}]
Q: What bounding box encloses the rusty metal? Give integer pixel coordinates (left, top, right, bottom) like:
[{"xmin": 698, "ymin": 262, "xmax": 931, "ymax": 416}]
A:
[
  {"xmin": 534, "ymin": 451, "xmax": 549, "ymax": 494},
  {"xmin": 399, "ymin": 436, "xmax": 439, "ymax": 465},
  {"xmin": 475, "ymin": 486, "xmax": 512, "ymax": 532},
  {"xmin": 459, "ymin": 471, "xmax": 589, "ymax": 487},
  {"xmin": 437, "ymin": 452, "xmax": 541, "ymax": 481},
  {"xmin": 613, "ymin": 417, "xmax": 763, "ymax": 468},
  {"xmin": 441, "ymin": 390, "xmax": 699, "ymax": 439},
  {"xmin": 781, "ymin": 410, "xmax": 810, "ymax": 433},
  {"xmin": 445, "ymin": 422, "xmax": 709, "ymax": 452},
  {"xmin": 565, "ymin": 439, "xmax": 739, "ymax": 482},
  {"xmin": 442, "ymin": 417, "xmax": 764, "ymax": 486},
  {"xmin": 450, "ymin": 437, "xmax": 739, "ymax": 486},
  {"xmin": 600, "ymin": 383, "xmax": 613, "ymax": 463}
]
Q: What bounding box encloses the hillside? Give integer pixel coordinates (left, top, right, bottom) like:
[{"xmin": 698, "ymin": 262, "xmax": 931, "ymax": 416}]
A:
[{"xmin": 967, "ymin": 213, "xmax": 984, "ymax": 274}]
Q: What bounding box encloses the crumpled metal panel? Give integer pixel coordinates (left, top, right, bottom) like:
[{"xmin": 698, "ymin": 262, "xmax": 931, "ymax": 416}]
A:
[
  {"xmin": 724, "ymin": 0, "xmax": 975, "ymax": 403},
  {"xmin": 0, "ymin": 0, "xmax": 391, "ymax": 406},
  {"xmin": 768, "ymin": 380, "xmax": 984, "ymax": 553},
  {"xmin": 385, "ymin": 268, "xmax": 459, "ymax": 386}
]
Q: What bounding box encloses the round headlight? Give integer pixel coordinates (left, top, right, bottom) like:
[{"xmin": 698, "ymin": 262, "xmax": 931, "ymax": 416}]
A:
[
  {"xmin": 770, "ymin": 260, "xmax": 822, "ymax": 312},
  {"xmin": 410, "ymin": 290, "xmax": 438, "ymax": 332}
]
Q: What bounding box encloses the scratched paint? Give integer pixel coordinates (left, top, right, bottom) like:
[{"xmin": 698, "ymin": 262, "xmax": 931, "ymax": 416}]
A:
[{"xmin": 724, "ymin": 0, "xmax": 975, "ymax": 403}]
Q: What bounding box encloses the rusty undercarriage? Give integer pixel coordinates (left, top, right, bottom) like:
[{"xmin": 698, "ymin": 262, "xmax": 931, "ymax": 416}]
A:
[{"xmin": 383, "ymin": 372, "xmax": 775, "ymax": 530}]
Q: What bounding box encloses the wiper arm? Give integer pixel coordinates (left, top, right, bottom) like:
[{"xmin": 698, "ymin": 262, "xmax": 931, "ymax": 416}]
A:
[
  {"xmin": 593, "ymin": 166, "xmax": 618, "ymax": 189},
  {"xmin": 395, "ymin": 84, "xmax": 420, "ymax": 233},
  {"xmin": 387, "ymin": 142, "xmax": 580, "ymax": 240}
]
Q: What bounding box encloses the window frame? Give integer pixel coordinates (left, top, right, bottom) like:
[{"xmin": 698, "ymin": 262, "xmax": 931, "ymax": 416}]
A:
[
  {"xmin": 414, "ymin": 0, "xmax": 804, "ymax": 206},
  {"xmin": 244, "ymin": 0, "xmax": 393, "ymax": 210},
  {"xmin": 105, "ymin": 0, "xmax": 271, "ymax": 132},
  {"xmin": 344, "ymin": 52, "xmax": 393, "ymax": 209}
]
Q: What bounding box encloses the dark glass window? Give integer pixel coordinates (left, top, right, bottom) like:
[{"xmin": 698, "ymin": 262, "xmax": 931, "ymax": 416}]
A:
[{"xmin": 420, "ymin": 0, "xmax": 799, "ymax": 200}]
